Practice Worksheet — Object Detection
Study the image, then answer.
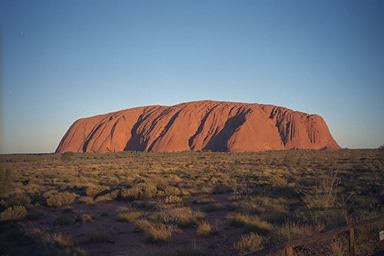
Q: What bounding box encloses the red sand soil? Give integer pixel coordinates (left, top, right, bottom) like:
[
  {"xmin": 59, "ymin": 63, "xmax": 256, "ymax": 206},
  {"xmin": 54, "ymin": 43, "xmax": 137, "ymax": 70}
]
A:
[{"xmin": 56, "ymin": 100, "xmax": 340, "ymax": 153}]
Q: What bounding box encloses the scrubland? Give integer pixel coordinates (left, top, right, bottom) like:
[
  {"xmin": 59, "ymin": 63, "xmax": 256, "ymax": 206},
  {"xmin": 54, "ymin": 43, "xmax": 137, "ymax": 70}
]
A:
[{"xmin": 0, "ymin": 149, "xmax": 383, "ymax": 255}]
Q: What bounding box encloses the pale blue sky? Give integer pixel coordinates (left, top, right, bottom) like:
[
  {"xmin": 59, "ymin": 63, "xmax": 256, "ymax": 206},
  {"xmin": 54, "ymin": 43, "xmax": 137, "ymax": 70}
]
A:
[{"xmin": 1, "ymin": 0, "xmax": 383, "ymax": 153}]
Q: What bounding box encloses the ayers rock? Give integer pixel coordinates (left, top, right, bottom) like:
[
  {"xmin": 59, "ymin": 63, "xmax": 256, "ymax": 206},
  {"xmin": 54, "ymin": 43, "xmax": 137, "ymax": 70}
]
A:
[{"xmin": 56, "ymin": 100, "xmax": 340, "ymax": 153}]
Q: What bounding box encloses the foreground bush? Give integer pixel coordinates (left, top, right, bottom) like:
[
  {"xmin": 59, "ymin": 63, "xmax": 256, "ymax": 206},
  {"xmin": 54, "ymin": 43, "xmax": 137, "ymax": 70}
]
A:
[
  {"xmin": 135, "ymin": 219, "xmax": 172, "ymax": 242},
  {"xmin": 152, "ymin": 207, "xmax": 204, "ymax": 227},
  {"xmin": 196, "ymin": 221, "xmax": 215, "ymax": 236},
  {"xmin": 233, "ymin": 232, "xmax": 263, "ymax": 254},
  {"xmin": 45, "ymin": 192, "xmax": 76, "ymax": 208},
  {"xmin": 0, "ymin": 168, "xmax": 12, "ymax": 197},
  {"xmin": 76, "ymin": 212, "xmax": 94, "ymax": 223},
  {"xmin": 164, "ymin": 195, "xmax": 183, "ymax": 204},
  {"xmin": 5, "ymin": 193, "xmax": 31, "ymax": 207},
  {"xmin": 26, "ymin": 228, "xmax": 87, "ymax": 255},
  {"xmin": 120, "ymin": 183, "xmax": 157, "ymax": 200},
  {"xmin": 277, "ymin": 221, "xmax": 324, "ymax": 242},
  {"xmin": 117, "ymin": 210, "xmax": 143, "ymax": 222},
  {"xmin": 0, "ymin": 205, "xmax": 27, "ymax": 221}
]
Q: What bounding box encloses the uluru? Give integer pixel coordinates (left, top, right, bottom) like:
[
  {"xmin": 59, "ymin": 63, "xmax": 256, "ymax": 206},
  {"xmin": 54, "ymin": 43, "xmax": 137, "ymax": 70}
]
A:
[{"xmin": 56, "ymin": 100, "xmax": 340, "ymax": 153}]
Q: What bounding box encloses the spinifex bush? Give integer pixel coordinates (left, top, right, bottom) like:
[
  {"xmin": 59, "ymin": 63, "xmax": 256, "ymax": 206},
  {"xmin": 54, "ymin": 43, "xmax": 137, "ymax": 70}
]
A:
[
  {"xmin": 196, "ymin": 221, "xmax": 215, "ymax": 236},
  {"xmin": 85, "ymin": 185, "xmax": 109, "ymax": 197},
  {"xmin": 164, "ymin": 195, "xmax": 183, "ymax": 204},
  {"xmin": 162, "ymin": 186, "xmax": 181, "ymax": 197},
  {"xmin": 329, "ymin": 239, "xmax": 345, "ymax": 256},
  {"xmin": 45, "ymin": 191, "xmax": 76, "ymax": 208},
  {"xmin": 5, "ymin": 193, "xmax": 31, "ymax": 207},
  {"xmin": 117, "ymin": 210, "xmax": 143, "ymax": 222},
  {"xmin": 233, "ymin": 232, "xmax": 263, "ymax": 254},
  {"xmin": 76, "ymin": 212, "xmax": 94, "ymax": 223},
  {"xmin": 301, "ymin": 169, "xmax": 340, "ymax": 210},
  {"xmin": 228, "ymin": 213, "xmax": 273, "ymax": 233},
  {"xmin": 0, "ymin": 168, "xmax": 12, "ymax": 197},
  {"xmin": 26, "ymin": 228, "xmax": 86, "ymax": 256},
  {"xmin": 135, "ymin": 219, "xmax": 173, "ymax": 242},
  {"xmin": 120, "ymin": 183, "xmax": 157, "ymax": 200},
  {"xmin": 153, "ymin": 207, "xmax": 204, "ymax": 227},
  {"xmin": 276, "ymin": 221, "xmax": 324, "ymax": 242},
  {"xmin": 0, "ymin": 205, "xmax": 27, "ymax": 221},
  {"xmin": 61, "ymin": 152, "xmax": 74, "ymax": 161}
]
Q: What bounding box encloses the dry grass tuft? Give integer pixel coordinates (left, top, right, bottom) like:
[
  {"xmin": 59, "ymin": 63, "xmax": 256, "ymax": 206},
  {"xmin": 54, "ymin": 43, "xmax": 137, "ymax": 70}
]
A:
[
  {"xmin": 76, "ymin": 212, "xmax": 94, "ymax": 223},
  {"xmin": 120, "ymin": 183, "xmax": 157, "ymax": 200},
  {"xmin": 277, "ymin": 221, "xmax": 324, "ymax": 242},
  {"xmin": 301, "ymin": 169, "xmax": 340, "ymax": 210},
  {"xmin": 329, "ymin": 239, "xmax": 345, "ymax": 256},
  {"xmin": 233, "ymin": 232, "xmax": 263, "ymax": 254},
  {"xmin": 0, "ymin": 168, "xmax": 13, "ymax": 197},
  {"xmin": 153, "ymin": 207, "xmax": 204, "ymax": 227},
  {"xmin": 228, "ymin": 213, "xmax": 273, "ymax": 233},
  {"xmin": 0, "ymin": 205, "xmax": 27, "ymax": 221},
  {"xmin": 164, "ymin": 195, "xmax": 183, "ymax": 204},
  {"xmin": 196, "ymin": 221, "xmax": 215, "ymax": 236},
  {"xmin": 117, "ymin": 210, "xmax": 143, "ymax": 222},
  {"xmin": 135, "ymin": 219, "xmax": 173, "ymax": 242},
  {"xmin": 45, "ymin": 192, "xmax": 76, "ymax": 208}
]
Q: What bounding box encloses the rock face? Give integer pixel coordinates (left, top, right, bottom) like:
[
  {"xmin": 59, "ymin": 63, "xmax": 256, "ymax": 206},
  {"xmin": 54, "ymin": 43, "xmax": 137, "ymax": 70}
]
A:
[{"xmin": 56, "ymin": 100, "xmax": 340, "ymax": 153}]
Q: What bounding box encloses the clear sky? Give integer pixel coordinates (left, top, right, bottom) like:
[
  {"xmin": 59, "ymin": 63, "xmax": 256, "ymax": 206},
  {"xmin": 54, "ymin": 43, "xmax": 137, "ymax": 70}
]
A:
[{"xmin": 1, "ymin": 0, "xmax": 383, "ymax": 153}]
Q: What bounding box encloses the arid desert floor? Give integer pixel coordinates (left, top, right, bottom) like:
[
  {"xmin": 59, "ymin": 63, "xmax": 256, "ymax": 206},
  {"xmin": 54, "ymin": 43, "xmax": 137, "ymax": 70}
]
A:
[{"xmin": 0, "ymin": 149, "xmax": 383, "ymax": 255}]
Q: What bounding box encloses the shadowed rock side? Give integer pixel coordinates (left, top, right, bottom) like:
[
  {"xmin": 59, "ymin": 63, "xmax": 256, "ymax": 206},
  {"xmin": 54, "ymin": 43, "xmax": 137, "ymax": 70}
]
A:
[{"xmin": 56, "ymin": 100, "xmax": 340, "ymax": 153}]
